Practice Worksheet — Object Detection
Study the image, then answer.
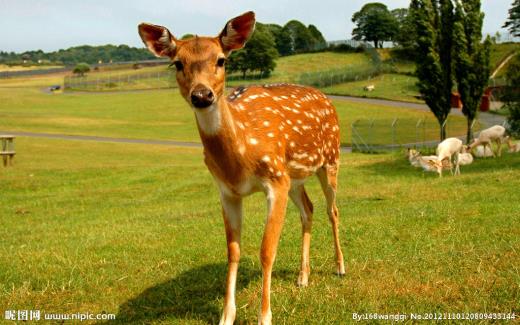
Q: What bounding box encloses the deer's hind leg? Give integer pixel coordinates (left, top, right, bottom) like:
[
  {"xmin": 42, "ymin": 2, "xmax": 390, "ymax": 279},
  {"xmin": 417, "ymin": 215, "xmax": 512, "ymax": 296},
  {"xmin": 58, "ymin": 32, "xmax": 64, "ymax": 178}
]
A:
[
  {"xmin": 289, "ymin": 182, "xmax": 313, "ymax": 287},
  {"xmin": 316, "ymin": 165, "xmax": 346, "ymax": 276}
]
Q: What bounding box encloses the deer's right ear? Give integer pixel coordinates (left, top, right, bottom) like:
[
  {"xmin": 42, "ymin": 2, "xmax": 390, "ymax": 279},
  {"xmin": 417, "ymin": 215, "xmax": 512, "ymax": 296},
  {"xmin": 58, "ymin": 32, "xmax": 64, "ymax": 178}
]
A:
[
  {"xmin": 219, "ymin": 11, "xmax": 256, "ymax": 55},
  {"xmin": 138, "ymin": 23, "xmax": 177, "ymax": 58}
]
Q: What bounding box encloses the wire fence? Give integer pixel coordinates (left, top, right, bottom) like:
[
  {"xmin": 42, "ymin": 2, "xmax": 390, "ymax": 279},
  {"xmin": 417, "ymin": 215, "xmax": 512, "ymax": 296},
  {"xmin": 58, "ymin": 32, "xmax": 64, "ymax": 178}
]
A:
[
  {"xmin": 350, "ymin": 117, "xmax": 484, "ymax": 153},
  {"xmin": 64, "ymin": 70, "xmax": 177, "ymax": 91}
]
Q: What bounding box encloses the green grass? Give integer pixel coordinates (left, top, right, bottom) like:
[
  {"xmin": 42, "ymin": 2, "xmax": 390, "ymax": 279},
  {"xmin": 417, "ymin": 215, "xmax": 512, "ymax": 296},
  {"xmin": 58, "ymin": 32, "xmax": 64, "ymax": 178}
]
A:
[
  {"xmin": 229, "ymin": 52, "xmax": 372, "ymax": 83},
  {"xmin": 321, "ymin": 74, "xmax": 421, "ymax": 104},
  {"xmin": 1, "ymin": 137, "xmax": 519, "ymax": 324},
  {"xmin": 0, "ymin": 86, "xmax": 470, "ymax": 146}
]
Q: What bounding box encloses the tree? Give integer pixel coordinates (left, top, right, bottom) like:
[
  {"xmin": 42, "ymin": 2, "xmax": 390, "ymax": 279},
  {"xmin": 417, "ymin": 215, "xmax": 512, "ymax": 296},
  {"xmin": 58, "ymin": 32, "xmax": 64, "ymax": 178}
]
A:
[
  {"xmin": 453, "ymin": 0, "xmax": 491, "ymax": 143},
  {"xmin": 504, "ymin": 54, "xmax": 520, "ymax": 136},
  {"xmin": 227, "ymin": 24, "xmax": 278, "ymax": 78},
  {"xmin": 391, "ymin": 8, "xmax": 417, "ymax": 50},
  {"xmin": 284, "ymin": 20, "xmax": 315, "ymax": 53},
  {"xmin": 351, "ymin": 3, "xmax": 398, "ymax": 48},
  {"xmin": 503, "ymin": 0, "xmax": 520, "ymax": 37},
  {"xmin": 73, "ymin": 62, "xmax": 90, "ymax": 76},
  {"xmin": 410, "ymin": 0, "xmax": 455, "ymax": 140},
  {"xmin": 265, "ymin": 24, "xmax": 293, "ymax": 56},
  {"xmin": 307, "ymin": 24, "xmax": 327, "ymax": 50}
]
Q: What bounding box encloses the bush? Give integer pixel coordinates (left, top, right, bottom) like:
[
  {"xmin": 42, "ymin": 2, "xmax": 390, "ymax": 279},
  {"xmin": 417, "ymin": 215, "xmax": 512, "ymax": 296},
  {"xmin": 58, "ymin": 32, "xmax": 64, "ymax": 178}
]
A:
[
  {"xmin": 507, "ymin": 102, "xmax": 520, "ymax": 137},
  {"xmin": 73, "ymin": 63, "xmax": 91, "ymax": 76}
]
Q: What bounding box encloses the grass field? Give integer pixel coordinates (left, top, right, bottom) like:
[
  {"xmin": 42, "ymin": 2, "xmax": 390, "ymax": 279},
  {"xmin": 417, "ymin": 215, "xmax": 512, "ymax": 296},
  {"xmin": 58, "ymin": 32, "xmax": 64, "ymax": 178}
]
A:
[
  {"xmin": 321, "ymin": 74, "xmax": 421, "ymax": 104},
  {"xmin": 1, "ymin": 137, "xmax": 519, "ymax": 324},
  {"xmin": 0, "ymin": 86, "xmax": 470, "ymax": 147}
]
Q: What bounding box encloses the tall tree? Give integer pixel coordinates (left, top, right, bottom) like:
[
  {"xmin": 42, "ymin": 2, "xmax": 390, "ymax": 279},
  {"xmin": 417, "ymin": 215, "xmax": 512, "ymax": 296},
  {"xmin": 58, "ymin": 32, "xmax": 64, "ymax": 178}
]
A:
[
  {"xmin": 453, "ymin": 0, "xmax": 491, "ymax": 143},
  {"xmin": 307, "ymin": 24, "xmax": 327, "ymax": 50},
  {"xmin": 410, "ymin": 0, "xmax": 455, "ymax": 140},
  {"xmin": 265, "ymin": 24, "xmax": 293, "ymax": 56},
  {"xmin": 503, "ymin": 0, "xmax": 520, "ymax": 37},
  {"xmin": 391, "ymin": 8, "xmax": 417, "ymax": 50},
  {"xmin": 351, "ymin": 3, "xmax": 398, "ymax": 48},
  {"xmin": 284, "ymin": 20, "xmax": 315, "ymax": 53},
  {"xmin": 227, "ymin": 23, "xmax": 278, "ymax": 78}
]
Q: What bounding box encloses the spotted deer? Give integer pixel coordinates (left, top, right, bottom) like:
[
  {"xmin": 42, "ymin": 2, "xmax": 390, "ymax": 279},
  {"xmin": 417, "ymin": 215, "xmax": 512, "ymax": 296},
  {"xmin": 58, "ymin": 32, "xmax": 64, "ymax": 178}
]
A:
[{"xmin": 138, "ymin": 11, "xmax": 345, "ymax": 325}]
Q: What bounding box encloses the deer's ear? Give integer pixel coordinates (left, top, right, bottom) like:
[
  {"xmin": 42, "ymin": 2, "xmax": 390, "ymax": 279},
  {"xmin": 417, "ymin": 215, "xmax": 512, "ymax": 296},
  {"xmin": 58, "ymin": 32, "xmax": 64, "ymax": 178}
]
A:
[
  {"xmin": 138, "ymin": 23, "xmax": 177, "ymax": 58},
  {"xmin": 219, "ymin": 11, "xmax": 255, "ymax": 54}
]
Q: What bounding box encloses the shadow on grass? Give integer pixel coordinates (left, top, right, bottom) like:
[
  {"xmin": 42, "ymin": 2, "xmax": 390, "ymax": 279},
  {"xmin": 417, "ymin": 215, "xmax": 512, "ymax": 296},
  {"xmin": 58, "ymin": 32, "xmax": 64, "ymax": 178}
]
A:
[{"xmin": 102, "ymin": 259, "xmax": 261, "ymax": 324}]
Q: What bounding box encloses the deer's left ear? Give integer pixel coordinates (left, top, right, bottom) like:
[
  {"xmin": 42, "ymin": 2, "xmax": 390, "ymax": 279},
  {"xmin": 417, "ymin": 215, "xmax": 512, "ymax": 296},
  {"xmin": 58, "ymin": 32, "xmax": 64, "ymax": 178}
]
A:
[{"xmin": 219, "ymin": 11, "xmax": 256, "ymax": 55}]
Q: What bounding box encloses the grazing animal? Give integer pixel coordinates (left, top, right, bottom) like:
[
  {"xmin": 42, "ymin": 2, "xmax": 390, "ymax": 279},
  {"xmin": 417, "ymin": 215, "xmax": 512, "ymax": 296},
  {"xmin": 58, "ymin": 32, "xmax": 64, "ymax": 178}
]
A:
[
  {"xmin": 138, "ymin": 12, "xmax": 345, "ymax": 325},
  {"xmin": 433, "ymin": 138, "xmax": 463, "ymax": 177},
  {"xmin": 507, "ymin": 138, "xmax": 520, "ymax": 153},
  {"xmin": 468, "ymin": 125, "xmax": 508, "ymax": 157},
  {"xmin": 474, "ymin": 145, "xmax": 494, "ymax": 158},
  {"xmin": 407, "ymin": 149, "xmax": 451, "ymax": 175},
  {"xmin": 457, "ymin": 152, "xmax": 474, "ymax": 166}
]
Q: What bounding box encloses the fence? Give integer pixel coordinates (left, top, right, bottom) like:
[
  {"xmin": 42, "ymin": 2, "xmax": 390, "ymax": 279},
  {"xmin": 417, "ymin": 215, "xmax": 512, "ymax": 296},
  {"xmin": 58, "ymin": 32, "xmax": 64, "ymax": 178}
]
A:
[
  {"xmin": 64, "ymin": 70, "xmax": 176, "ymax": 91},
  {"xmin": 350, "ymin": 117, "xmax": 483, "ymax": 153}
]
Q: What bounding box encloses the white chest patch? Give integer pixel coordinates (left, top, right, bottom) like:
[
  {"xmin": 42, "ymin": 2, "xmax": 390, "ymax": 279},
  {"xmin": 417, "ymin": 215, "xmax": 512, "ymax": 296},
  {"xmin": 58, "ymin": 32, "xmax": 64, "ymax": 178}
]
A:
[{"xmin": 194, "ymin": 103, "xmax": 221, "ymax": 135}]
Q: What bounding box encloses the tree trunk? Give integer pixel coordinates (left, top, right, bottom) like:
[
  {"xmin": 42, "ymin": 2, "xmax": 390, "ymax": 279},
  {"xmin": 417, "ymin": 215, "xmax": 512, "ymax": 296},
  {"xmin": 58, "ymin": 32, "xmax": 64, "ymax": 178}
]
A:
[
  {"xmin": 466, "ymin": 118, "xmax": 474, "ymax": 144},
  {"xmin": 373, "ymin": 40, "xmax": 378, "ymax": 48},
  {"xmin": 440, "ymin": 121, "xmax": 447, "ymax": 141}
]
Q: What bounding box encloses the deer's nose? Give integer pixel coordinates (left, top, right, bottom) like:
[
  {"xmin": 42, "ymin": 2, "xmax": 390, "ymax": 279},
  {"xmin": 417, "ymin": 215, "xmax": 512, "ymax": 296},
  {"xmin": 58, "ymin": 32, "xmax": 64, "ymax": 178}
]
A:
[{"xmin": 190, "ymin": 85, "xmax": 214, "ymax": 109}]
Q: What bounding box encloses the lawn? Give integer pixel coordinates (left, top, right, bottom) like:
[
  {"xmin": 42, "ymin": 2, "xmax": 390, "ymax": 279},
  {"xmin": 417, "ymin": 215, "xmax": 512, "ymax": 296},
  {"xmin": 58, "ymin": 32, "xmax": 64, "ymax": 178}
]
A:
[
  {"xmin": 321, "ymin": 74, "xmax": 421, "ymax": 104},
  {"xmin": 0, "ymin": 86, "xmax": 468, "ymax": 146},
  {"xmin": 1, "ymin": 137, "xmax": 519, "ymax": 324}
]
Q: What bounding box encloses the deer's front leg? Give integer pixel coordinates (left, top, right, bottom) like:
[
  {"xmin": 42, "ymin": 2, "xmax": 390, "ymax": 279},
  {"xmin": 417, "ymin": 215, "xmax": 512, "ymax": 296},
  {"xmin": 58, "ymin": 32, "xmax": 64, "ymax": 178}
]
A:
[
  {"xmin": 219, "ymin": 193, "xmax": 243, "ymax": 325},
  {"xmin": 259, "ymin": 180, "xmax": 289, "ymax": 325}
]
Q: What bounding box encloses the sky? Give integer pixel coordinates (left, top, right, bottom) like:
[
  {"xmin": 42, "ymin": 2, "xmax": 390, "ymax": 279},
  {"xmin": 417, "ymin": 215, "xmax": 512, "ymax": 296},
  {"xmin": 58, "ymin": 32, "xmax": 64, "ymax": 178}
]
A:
[{"xmin": 0, "ymin": 0, "xmax": 515, "ymax": 53}]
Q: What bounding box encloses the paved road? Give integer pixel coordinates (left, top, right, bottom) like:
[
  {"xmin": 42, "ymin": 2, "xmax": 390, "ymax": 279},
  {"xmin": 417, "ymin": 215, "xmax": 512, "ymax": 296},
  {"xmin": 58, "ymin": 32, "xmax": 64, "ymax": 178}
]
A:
[
  {"xmin": 0, "ymin": 130, "xmax": 202, "ymax": 148},
  {"xmin": 328, "ymin": 94, "xmax": 506, "ymax": 128}
]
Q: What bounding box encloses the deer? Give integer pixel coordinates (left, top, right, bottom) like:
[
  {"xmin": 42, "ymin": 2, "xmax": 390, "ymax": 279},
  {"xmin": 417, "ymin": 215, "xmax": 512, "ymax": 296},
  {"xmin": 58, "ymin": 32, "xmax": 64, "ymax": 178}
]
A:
[{"xmin": 138, "ymin": 11, "xmax": 346, "ymax": 325}]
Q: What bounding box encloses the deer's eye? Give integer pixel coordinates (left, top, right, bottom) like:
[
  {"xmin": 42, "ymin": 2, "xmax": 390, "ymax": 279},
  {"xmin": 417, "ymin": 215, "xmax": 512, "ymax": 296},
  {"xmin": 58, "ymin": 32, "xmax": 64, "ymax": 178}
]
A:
[
  {"xmin": 216, "ymin": 58, "xmax": 226, "ymax": 67},
  {"xmin": 170, "ymin": 60, "xmax": 183, "ymax": 71}
]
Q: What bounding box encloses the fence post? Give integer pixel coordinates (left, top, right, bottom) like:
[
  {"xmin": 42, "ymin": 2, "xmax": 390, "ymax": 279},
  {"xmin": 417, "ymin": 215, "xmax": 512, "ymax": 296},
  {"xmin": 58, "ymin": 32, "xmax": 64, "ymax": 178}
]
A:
[
  {"xmin": 391, "ymin": 118, "xmax": 398, "ymax": 150},
  {"xmin": 415, "ymin": 118, "xmax": 424, "ymax": 149}
]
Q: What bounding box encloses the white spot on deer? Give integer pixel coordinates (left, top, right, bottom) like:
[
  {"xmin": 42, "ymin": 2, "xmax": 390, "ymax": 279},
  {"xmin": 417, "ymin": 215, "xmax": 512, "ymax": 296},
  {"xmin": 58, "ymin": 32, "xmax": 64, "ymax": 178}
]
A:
[
  {"xmin": 239, "ymin": 144, "xmax": 246, "ymax": 155},
  {"xmin": 249, "ymin": 138, "xmax": 258, "ymax": 145},
  {"xmin": 276, "ymin": 171, "xmax": 282, "ymax": 177},
  {"xmin": 286, "ymin": 120, "xmax": 293, "ymax": 125},
  {"xmin": 263, "ymin": 121, "xmax": 270, "ymax": 127},
  {"xmin": 262, "ymin": 155, "xmax": 271, "ymax": 163},
  {"xmin": 267, "ymin": 132, "xmax": 275, "ymax": 138},
  {"xmin": 273, "ymin": 97, "xmax": 282, "ymax": 101},
  {"xmin": 293, "ymin": 152, "xmax": 308, "ymax": 159},
  {"xmin": 290, "ymin": 141, "xmax": 296, "ymax": 147}
]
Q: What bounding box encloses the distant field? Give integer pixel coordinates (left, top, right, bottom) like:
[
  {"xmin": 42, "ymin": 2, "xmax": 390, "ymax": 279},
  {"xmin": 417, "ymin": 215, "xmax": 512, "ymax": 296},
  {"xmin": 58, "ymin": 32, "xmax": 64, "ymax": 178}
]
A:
[
  {"xmin": 0, "ymin": 64, "xmax": 64, "ymax": 72},
  {"xmin": 1, "ymin": 138, "xmax": 518, "ymax": 324},
  {"xmin": 0, "ymin": 86, "xmax": 469, "ymax": 146},
  {"xmin": 322, "ymin": 74, "xmax": 421, "ymax": 104}
]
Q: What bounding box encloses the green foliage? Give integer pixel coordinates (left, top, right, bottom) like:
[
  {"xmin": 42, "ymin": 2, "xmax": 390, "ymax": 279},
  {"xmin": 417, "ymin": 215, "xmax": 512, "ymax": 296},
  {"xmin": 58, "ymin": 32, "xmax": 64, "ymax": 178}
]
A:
[
  {"xmin": 410, "ymin": 0, "xmax": 455, "ymax": 140},
  {"xmin": 453, "ymin": 0, "xmax": 491, "ymax": 143},
  {"xmin": 284, "ymin": 20, "xmax": 316, "ymax": 53},
  {"xmin": 307, "ymin": 24, "xmax": 328, "ymax": 50},
  {"xmin": 227, "ymin": 24, "xmax": 278, "ymax": 78},
  {"xmin": 392, "ymin": 8, "xmax": 417, "ymax": 54},
  {"xmin": 180, "ymin": 34, "xmax": 194, "ymax": 40},
  {"xmin": 72, "ymin": 62, "xmax": 91, "ymax": 76},
  {"xmin": 265, "ymin": 24, "xmax": 293, "ymax": 56},
  {"xmin": 0, "ymin": 44, "xmax": 155, "ymax": 66},
  {"xmin": 505, "ymin": 54, "xmax": 520, "ymax": 136},
  {"xmin": 351, "ymin": 3, "xmax": 398, "ymax": 48},
  {"xmin": 503, "ymin": 0, "xmax": 520, "ymax": 37}
]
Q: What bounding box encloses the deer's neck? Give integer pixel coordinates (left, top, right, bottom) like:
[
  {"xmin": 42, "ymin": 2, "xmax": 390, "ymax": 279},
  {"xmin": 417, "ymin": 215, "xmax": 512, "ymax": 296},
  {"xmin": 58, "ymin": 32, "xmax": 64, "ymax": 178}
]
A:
[{"xmin": 195, "ymin": 97, "xmax": 247, "ymax": 185}]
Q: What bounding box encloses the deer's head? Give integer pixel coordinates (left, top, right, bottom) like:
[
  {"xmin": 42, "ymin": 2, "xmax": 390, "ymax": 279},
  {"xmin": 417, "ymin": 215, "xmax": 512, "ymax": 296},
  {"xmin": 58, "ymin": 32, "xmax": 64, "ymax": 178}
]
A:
[{"xmin": 138, "ymin": 12, "xmax": 255, "ymax": 110}]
